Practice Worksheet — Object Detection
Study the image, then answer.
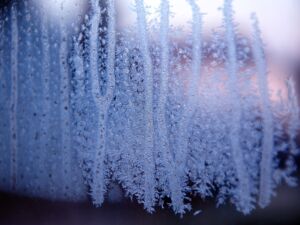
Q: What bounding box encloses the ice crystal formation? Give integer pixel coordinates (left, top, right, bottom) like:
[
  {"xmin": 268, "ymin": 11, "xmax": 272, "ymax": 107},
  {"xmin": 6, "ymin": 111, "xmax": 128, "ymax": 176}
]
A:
[{"xmin": 0, "ymin": 0, "xmax": 299, "ymax": 215}]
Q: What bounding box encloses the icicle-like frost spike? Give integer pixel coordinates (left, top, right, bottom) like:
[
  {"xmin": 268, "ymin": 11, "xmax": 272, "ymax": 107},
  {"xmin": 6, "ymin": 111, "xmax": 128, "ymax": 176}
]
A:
[
  {"xmin": 90, "ymin": 0, "xmax": 101, "ymax": 104},
  {"xmin": 59, "ymin": 16, "xmax": 72, "ymax": 198},
  {"xmin": 89, "ymin": 0, "xmax": 116, "ymax": 206},
  {"xmin": 72, "ymin": 35, "xmax": 85, "ymax": 166},
  {"xmin": 135, "ymin": 0, "xmax": 156, "ymax": 212},
  {"xmin": 0, "ymin": 11, "xmax": 3, "ymax": 84},
  {"xmin": 10, "ymin": 2, "xmax": 18, "ymax": 191},
  {"xmin": 0, "ymin": 10, "xmax": 6, "ymax": 191},
  {"xmin": 89, "ymin": 0, "xmax": 104, "ymax": 205},
  {"xmin": 39, "ymin": 5, "xmax": 51, "ymax": 195},
  {"xmin": 287, "ymin": 77, "xmax": 300, "ymax": 156},
  {"xmin": 106, "ymin": 0, "xmax": 116, "ymax": 102},
  {"xmin": 157, "ymin": 0, "xmax": 185, "ymax": 214},
  {"xmin": 73, "ymin": 37, "xmax": 85, "ymax": 99},
  {"xmin": 176, "ymin": 0, "xmax": 202, "ymax": 182},
  {"xmin": 224, "ymin": 0, "xmax": 252, "ymax": 213},
  {"xmin": 251, "ymin": 13, "xmax": 274, "ymax": 208}
]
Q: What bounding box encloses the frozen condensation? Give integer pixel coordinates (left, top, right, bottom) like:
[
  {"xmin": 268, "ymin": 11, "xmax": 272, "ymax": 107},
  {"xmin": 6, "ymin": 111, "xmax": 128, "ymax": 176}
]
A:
[{"xmin": 0, "ymin": 0, "xmax": 299, "ymax": 215}]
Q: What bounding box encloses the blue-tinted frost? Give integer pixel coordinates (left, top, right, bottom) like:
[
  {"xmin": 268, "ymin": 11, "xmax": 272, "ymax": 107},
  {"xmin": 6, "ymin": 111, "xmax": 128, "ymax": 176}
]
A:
[{"xmin": 0, "ymin": 0, "xmax": 299, "ymax": 216}]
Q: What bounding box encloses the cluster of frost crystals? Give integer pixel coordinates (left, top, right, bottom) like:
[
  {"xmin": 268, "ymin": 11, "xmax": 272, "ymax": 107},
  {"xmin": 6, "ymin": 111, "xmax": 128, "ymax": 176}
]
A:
[{"xmin": 0, "ymin": 0, "xmax": 299, "ymax": 216}]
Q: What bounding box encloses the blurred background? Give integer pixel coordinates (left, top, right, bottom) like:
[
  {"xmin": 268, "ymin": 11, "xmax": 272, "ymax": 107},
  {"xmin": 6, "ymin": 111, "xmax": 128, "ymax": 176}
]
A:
[{"xmin": 0, "ymin": 0, "xmax": 300, "ymax": 224}]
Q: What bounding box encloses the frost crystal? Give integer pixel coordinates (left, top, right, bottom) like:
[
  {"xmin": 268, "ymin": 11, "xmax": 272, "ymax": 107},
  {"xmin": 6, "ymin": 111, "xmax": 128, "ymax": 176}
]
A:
[{"xmin": 0, "ymin": 0, "xmax": 299, "ymax": 216}]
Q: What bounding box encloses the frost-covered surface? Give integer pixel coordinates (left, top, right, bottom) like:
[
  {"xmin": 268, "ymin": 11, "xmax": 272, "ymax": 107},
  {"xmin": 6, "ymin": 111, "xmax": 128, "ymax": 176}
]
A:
[{"xmin": 0, "ymin": 0, "xmax": 299, "ymax": 215}]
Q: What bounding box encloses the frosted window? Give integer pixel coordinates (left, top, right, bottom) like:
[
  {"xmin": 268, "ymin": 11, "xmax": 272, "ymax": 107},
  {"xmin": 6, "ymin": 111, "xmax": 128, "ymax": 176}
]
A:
[{"xmin": 0, "ymin": 0, "xmax": 299, "ymax": 215}]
